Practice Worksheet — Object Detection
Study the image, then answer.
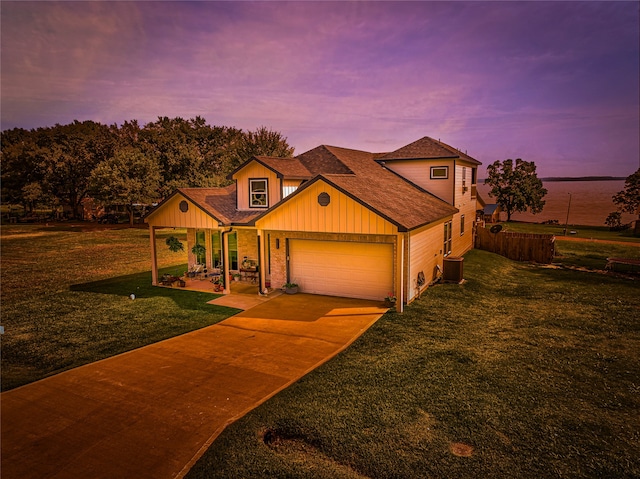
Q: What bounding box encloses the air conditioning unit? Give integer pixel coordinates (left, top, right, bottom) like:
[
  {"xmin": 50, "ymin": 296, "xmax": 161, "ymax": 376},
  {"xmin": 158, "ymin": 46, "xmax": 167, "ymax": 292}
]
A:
[{"xmin": 443, "ymin": 256, "xmax": 464, "ymax": 283}]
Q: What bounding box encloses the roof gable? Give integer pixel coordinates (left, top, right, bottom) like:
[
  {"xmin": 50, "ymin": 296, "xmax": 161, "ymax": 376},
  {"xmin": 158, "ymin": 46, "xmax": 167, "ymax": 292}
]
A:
[
  {"xmin": 145, "ymin": 185, "xmax": 262, "ymax": 227},
  {"xmin": 228, "ymin": 156, "xmax": 311, "ymax": 180},
  {"xmin": 254, "ymin": 176, "xmax": 399, "ymax": 234},
  {"xmin": 254, "ymin": 146, "xmax": 458, "ymax": 231}
]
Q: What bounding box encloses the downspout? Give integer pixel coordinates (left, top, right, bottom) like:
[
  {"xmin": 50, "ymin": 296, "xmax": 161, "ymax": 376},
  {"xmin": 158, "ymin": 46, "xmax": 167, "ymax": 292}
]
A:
[
  {"xmin": 149, "ymin": 225, "xmax": 158, "ymax": 286},
  {"xmin": 396, "ymin": 233, "xmax": 405, "ymax": 313},
  {"xmin": 452, "ymin": 159, "xmax": 457, "ymax": 205},
  {"xmin": 257, "ymin": 233, "xmax": 264, "ymax": 294},
  {"xmin": 221, "ymin": 227, "xmax": 233, "ymax": 294}
]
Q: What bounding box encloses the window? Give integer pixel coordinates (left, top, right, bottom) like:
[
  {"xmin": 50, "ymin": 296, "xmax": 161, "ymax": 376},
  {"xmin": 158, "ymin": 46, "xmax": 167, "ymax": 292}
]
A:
[
  {"xmin": 430, "ymin": 166, "xmax": 449, "ymax": 179},
  {"xmin": 228, "ymin": 232, "xmax": 238, "ymax": 270},
  {"xmin": 460, "ymin": 214, "xmax": 465, "ymax": 236},
  {"xmin": 443, "ymin": 220, "xmax": 452, "ymax": 256},
  {"xmin": 250, "ymin": 179, "xmax": 268, "ymax": 208},
  {"xmin": 195, "ymin": 230, "xmax": 206, "ymax": 265},
  {"xmin": 211, "ymin": 231, "xmax": 221, "ymax": 268}
]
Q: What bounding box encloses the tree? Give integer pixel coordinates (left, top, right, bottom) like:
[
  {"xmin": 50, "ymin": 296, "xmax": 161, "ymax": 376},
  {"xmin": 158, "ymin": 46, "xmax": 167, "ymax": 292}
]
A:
[
  {"xmin": 612, "ymin": 168, "xmax": 640, "ymax": 235},
  {"xmin": 21, "ymin": 183, "xmax": 44, "ymax": 214},
  {"xmin": 0, "ymin": 128, "xmax": 42, "ymax": 209},
  {"xmin": 38, "ymin": 121, "xmax": 116, "ymax": 219},
  {"xmin": 605, "ymin": 211, "xmax": 623, "ymax": 230},
  {"xmin": 140, "ymin": 116, "xmax": 244, "ymax": 196},
  {"xmin": 485, "ymin": 159, "xmax": 547, "ymax": 221},
  {"xmin": 90, "ymin": 146, "xmax": 161, "ymax": 226},
  {"xmin": 237, "ymin": 126, "xmax": 295, "ymax": 161}
]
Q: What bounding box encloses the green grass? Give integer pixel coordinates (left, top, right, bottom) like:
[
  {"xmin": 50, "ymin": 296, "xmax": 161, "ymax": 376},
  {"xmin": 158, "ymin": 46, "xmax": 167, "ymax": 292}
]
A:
[
  {"xmin": 186, "ymin": 249, "xmax": 640, "ymax": 479},
  {"xmin": 500, "ymin": 221, "xmax": 639, "ymax": 243},
  {"xmin": 490, "ymin": 221, "xmax": 640, "ymax": 272},
  {"xmin": 0, "ymin": 224, "xmax": 239, "ymax": 390},
  {"xmin": 3, "ymin": 223, "xmax": 639, "ymax": 477}
]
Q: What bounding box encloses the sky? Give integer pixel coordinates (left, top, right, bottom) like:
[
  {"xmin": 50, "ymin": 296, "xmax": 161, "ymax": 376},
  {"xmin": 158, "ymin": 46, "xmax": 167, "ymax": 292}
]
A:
[{"xmin": 1, "ymin": 1, "xmax": 638, "ymax": 178}]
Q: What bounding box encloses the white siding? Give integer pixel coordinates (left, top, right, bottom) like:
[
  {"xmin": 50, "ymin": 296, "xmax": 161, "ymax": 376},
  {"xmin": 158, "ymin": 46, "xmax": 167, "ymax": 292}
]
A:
[
  {"xmin": 384, "ymin": 159, "xmax": 455, "ymax": 204},
  {"xmin": 407, "ymin": 221, "xmax": 446, "ymax": 301}
]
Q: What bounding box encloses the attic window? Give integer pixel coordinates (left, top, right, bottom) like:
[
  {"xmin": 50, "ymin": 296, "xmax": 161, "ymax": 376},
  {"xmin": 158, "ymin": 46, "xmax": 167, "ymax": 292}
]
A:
[
  {"xmin": 179, "ymin": 200, "xmax": 189, "ymax": 212},
  {"xmin": 250, "ymin": 178, "xmax": 268, "ymax": 208},
  {"xmin": 430, "ymin": 166, "xmax": 449, "ymax": 179}
]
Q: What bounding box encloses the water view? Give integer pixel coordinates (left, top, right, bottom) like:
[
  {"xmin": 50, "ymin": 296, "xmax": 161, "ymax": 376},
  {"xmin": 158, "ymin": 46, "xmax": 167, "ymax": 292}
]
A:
[{"xmin": 476, "ymin": 179, "xmax": 634, "ymax": 227}]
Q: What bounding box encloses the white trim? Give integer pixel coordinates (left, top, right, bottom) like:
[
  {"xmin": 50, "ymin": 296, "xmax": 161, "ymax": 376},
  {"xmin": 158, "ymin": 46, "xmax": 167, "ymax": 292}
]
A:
[
  {"xmin": 249, "ymin": 178, "xmax": 269, "ymax": 208},
  {"xmin": 430, "ymin": 166, "xmax": 449, "ymax": 179}
]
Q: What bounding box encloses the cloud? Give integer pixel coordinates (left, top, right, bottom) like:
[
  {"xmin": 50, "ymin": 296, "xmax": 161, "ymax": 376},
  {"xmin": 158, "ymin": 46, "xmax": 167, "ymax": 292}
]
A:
[{"xmin": 1, "ymin": 1, "xmax": 637, "ymax": 176}]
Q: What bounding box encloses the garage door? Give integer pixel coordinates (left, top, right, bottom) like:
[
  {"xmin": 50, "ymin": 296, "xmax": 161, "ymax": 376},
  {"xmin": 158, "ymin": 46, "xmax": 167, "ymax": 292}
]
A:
[{"xmin": 289, "ymin": 240, "xmax": 393, "ymax": 301}]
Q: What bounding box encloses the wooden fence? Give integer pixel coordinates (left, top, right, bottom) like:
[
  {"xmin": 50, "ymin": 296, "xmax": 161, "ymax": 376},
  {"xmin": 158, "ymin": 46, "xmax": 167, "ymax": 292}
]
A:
[{"xmin": 475, "ymin": 228, "xmax": 556, "ymax": 264}]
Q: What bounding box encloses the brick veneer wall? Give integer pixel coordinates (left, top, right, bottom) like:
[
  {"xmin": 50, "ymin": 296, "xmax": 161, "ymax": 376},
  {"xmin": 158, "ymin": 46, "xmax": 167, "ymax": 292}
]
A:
[{"xmin": 237, "ymin": 229, "xmax": 259, "ymax": 268}]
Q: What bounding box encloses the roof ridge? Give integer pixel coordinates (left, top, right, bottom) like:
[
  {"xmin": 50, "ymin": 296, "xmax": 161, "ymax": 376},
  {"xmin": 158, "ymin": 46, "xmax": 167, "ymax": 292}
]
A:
[{"xmin": 295, "ymin": 145, "xmax": 355, "ymax": 175}]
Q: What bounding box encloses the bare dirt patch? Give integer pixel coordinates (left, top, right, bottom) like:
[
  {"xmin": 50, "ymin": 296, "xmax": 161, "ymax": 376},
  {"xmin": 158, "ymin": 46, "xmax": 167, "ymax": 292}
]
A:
[
  {"xmin": 262, "ymin": 428, "xmax": 371, "ymax": 479},
  {"xmin": 449, "ymin": 442, "xmax": 474, "ymax": 457},
  {"xmin": 557, "ymin": 236, "xmax": 640, "ymax": 247}
]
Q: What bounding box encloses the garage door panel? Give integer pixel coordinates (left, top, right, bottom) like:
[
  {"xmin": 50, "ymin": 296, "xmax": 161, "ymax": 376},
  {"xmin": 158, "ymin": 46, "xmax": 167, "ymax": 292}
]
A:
[{"xmin": 289, "ymin": 240, "xmax": 393, "ymax": 301}]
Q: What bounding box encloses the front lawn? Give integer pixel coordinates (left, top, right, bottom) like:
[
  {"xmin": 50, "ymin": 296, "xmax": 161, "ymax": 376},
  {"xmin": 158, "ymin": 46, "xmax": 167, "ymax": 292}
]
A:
[
  {"xmin": 187, "ymin": 249, "xmax": 640, "ymax": 479},
  {"xmin": 0, "ymin": 224, "xmax": 239, "ymax": 391}
]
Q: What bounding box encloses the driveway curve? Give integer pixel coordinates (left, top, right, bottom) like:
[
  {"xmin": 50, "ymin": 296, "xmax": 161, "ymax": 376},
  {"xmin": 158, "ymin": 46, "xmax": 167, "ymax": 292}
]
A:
[{"xmin": 1, "ymin": 294, "xmax": 387, "ymax": 479}]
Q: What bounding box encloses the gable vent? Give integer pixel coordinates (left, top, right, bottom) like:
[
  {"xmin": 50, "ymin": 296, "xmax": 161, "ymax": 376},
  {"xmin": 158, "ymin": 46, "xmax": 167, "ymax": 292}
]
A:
[{"xmin": 318, "ymin": 192, "xmax": 331, "ymax": 207}]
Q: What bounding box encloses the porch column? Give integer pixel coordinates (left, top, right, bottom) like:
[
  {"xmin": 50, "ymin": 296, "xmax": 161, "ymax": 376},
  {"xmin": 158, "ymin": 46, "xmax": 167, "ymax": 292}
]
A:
[
  {"xmin": 222, "ymin": 229, "xmax": 231, "ymax": 294},
  {"xmin": 204, "ymin": 229, "xmax": 213, "ymax": 270},
  {"xmin": 257, "ymin": 229, "xmax": 265, "ymax": 292},
  {"xmin": 395, "ymin": 233, "xmax": 405, "ymax": 313},
  {"xmin": 150, "ymin": 226, "xmax": 158, "ymax": 286},
  {"xmin": 187, "ymin": 228, "xmax": 196, "ymax": 268}
]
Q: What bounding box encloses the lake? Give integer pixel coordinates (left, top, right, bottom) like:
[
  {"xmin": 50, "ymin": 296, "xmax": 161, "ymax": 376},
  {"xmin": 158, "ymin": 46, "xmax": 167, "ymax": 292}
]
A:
[{"xmin": 476, "ymin": 180, "xmax": 635, "ymax": 227}]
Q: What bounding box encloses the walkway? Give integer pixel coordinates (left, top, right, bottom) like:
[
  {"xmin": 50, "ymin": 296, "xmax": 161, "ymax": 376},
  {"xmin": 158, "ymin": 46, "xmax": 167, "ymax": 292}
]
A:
[{"xmin": 1, "ymin": 294, "xmax": 387, "ymax": 479}]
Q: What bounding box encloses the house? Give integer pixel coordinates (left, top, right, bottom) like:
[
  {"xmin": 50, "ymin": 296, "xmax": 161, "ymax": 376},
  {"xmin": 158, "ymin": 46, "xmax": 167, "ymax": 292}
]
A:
[
  {"xmin": 475, "ymin": 193, "xmax": 501, "ymax": 223},
  {"xmin": 145, "ymin": 136, "xmax": 481, "ymax": 311}
]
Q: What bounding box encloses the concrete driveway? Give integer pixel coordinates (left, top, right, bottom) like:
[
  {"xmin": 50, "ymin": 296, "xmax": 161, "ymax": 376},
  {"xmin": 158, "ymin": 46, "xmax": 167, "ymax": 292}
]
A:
[{"xmin": 1, "ymin": 294, "xmax": 387, "ymax": 479}]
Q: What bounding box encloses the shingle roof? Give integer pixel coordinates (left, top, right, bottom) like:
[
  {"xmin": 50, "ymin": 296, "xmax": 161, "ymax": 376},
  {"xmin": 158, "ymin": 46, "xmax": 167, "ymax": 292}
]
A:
[
  {"xmin": 483, "ymin": 204, "xmax": 500, "ymax": 215},
  {"xmin": 296, "ymin": 146, "xmax": 354, "ymax": 175},
  {"xmin": 289, "ymin": 145, "xmax": 458, "ymax": 231},
  {"xmin": 379, "ymin": 136, "xmax": 481, "ymax": 165},
  {"xmin": 227, "ymin": 156, "xmax": 312, "ymax": 180},
  {"xmin": 252, "ymin": 156, "xmax": 313, "ymax": 179},
  {"xmin": 152, "ymin": 136, "xmax": 479, "ymax": 230},
  {"xmin": 177, "ymin": 185, "xmax": 262, "ymax": 225}
]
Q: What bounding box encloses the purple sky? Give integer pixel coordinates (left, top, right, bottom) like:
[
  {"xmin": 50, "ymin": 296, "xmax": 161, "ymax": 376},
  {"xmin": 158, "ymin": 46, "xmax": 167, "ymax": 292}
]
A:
[{"xmin": 2, "ymin": 1, "xmax": 638, "ymax": 177}]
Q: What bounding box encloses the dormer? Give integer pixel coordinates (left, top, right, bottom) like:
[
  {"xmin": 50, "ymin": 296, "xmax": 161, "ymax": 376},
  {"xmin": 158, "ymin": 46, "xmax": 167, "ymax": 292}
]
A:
[
  {"xmin": 377, "ymin": 136, "xmax": 480, "ymax": 205},
  {"xmin": 229, "ymin": 156, "xmax": 312, "ymax": 211}
]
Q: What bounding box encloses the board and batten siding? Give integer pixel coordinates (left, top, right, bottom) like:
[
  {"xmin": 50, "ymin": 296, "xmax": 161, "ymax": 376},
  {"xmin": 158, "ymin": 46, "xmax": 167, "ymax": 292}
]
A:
[
  {"xmin": 255, "ymin": 180, "xmax": 398, "ymax": 235},
  {"xmin": 407, "ymin": 221, "xmax": 447, "ymax": 301},
  {"xmin": 384, "ymin": 159, "xmax": 455, "ymax": 204},
  {"xmin": 146, "ymin": 194, "xmax": 220, "ymax": 229},
  {"xmin": 233, "ymin": 162, "xmax": 281, "ymax": 210}
]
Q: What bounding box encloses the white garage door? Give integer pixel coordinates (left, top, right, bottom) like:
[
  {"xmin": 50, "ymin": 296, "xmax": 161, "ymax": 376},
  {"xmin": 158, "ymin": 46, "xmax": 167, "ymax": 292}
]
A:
[{"xmin": 289, "ymin": 240, "xmax": 393, "ymax": 301}]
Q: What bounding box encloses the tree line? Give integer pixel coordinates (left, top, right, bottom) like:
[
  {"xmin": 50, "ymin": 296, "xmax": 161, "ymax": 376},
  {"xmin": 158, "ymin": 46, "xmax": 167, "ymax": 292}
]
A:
[{"xmin": 1, "ymin": 117, "xmax": 294, "ymax": 223}]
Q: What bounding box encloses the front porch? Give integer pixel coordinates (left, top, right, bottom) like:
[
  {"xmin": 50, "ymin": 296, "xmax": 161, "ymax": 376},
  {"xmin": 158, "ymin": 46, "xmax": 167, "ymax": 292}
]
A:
[
  {"xmin": 157, "ymin": 273, "xmax": 284, "ymax": 310},
  {"xmin": 148, "ymin": 221, "xmax": 266, "ymax": 295},
  {"xmin": 158, "ymin": 273, "xmax": 262, "ymax": 295}
]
